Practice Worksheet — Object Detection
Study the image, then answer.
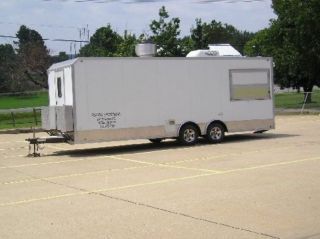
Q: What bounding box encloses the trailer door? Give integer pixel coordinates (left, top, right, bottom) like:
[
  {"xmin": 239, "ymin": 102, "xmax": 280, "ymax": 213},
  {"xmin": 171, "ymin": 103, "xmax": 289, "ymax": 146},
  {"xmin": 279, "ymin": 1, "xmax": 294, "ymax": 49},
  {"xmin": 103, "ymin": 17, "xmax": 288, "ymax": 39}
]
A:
[{"xmin": 55, "ymin": 71, "xmax": 65, "ymax": 106}]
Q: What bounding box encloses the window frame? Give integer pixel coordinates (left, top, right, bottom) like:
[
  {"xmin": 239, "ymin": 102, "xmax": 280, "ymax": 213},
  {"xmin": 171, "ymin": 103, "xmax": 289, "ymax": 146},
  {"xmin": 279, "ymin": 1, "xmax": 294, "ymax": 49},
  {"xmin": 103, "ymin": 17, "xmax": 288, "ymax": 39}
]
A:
[
  {"xmin": 229, "ymin": 68, "xmax": 271, "ymax": 101},
  {"xmin": 57, "ymin": 77, "xmax": 62, "ymax": 98}
]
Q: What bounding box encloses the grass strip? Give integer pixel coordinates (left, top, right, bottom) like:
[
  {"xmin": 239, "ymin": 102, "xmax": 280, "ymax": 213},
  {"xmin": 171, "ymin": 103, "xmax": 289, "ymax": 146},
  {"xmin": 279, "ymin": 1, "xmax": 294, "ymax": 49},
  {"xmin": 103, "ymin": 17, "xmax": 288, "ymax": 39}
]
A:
[
  {"xmin": 0, "ymin": 111, "xmax": 41, "ymax": 130},
  {"xmin": 0, "ymin": 91, "xmax": 48, "ymax": 109}
]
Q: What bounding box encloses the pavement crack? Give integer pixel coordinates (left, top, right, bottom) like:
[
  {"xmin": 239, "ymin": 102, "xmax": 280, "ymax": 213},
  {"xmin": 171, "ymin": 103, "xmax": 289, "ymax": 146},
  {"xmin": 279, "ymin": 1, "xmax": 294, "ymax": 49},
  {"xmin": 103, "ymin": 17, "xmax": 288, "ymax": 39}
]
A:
[
  {"xmin": 17, "ymin": 170, "xmax": 279, "ymax": 239},
  {"xmin": 93, "ymin": 191, "xmax": 280, "ymax": 239}
]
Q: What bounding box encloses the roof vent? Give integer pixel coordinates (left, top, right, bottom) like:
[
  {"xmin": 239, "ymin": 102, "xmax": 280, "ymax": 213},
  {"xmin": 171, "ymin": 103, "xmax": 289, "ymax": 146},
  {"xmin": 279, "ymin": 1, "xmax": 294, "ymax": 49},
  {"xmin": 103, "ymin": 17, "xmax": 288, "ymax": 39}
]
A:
[{"xmin": 186, "ymin": 44, "xmax": 242, "ymax": 57}]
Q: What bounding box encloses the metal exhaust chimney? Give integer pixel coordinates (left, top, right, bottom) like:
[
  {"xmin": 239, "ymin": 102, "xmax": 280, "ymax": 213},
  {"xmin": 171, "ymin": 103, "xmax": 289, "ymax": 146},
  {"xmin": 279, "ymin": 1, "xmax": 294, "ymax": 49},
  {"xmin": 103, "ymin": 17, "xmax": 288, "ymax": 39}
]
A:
[{"xmin": 135, "ymin": 40, "xmax": 156, "ymax": 57}]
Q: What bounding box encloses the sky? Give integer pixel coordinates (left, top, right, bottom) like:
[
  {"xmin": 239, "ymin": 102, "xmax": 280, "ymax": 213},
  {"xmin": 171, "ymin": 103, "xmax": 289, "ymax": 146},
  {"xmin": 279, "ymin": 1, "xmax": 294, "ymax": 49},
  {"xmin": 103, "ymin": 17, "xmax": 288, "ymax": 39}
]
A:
[{"xmin": 0, "ymin": 0, "xmax": 276, "ymax": 55}]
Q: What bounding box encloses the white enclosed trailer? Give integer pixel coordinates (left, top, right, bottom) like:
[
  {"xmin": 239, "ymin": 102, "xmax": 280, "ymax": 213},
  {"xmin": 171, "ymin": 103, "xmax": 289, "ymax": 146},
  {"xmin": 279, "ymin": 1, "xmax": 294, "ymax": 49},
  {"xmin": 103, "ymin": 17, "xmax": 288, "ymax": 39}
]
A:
[{"xmin": 41, "ymin": 57, "xmax": 274, "ymax": 145}]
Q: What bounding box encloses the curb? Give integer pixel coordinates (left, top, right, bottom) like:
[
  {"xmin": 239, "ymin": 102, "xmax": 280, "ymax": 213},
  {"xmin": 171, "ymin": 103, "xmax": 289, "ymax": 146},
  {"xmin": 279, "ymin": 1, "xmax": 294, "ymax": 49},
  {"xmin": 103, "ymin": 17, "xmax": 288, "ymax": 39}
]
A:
[{"xmin": 275, "ymin": 108, "xmax": 320, "ymax": 115}]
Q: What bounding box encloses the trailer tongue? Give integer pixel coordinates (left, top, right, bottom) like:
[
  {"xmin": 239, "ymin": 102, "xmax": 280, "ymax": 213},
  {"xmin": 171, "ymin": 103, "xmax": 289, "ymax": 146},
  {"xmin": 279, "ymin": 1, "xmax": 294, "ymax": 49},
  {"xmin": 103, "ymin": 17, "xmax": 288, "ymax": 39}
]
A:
[{"xmin": 26, "ymin": 130, "xmax": 66, "ymax": 157}]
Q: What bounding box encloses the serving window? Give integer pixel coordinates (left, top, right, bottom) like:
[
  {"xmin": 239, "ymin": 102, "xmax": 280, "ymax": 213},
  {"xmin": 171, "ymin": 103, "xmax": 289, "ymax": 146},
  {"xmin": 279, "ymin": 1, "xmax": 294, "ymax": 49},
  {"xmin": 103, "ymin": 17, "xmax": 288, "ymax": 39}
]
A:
[{"xmin": 229, "ymin": 69, "xmax": 271, "ymax": 101}]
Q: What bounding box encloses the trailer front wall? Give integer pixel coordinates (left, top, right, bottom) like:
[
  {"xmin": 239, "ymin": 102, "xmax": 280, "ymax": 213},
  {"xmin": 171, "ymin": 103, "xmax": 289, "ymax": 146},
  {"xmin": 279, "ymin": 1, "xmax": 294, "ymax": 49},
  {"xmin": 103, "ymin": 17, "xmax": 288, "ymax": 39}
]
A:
[
  {"xmin": 72, "ymin": 58, "xmax": 274, "ymax": 144},
  {"xmin": 48, "ymin": 66, "xmax": 73, "ymax": 107}
]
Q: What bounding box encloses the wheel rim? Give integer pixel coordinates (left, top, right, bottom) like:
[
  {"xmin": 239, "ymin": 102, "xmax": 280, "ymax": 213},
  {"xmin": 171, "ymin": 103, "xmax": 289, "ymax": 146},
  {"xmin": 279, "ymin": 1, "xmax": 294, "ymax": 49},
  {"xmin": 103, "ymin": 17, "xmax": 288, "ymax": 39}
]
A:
[
  {"xmin": 183, "ymin": 128, "xmax": 196, "ymax": 143},
  {"xmin": 210, "ymin": 127, "xmax": 222, "ymax": 140}
]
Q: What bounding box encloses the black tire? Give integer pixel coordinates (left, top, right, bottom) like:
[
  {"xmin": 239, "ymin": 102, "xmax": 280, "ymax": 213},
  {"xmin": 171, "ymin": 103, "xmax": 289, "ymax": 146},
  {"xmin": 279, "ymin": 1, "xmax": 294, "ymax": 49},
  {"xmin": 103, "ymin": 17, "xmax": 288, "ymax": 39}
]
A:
[
  {"xmin": 149, "ymin": 138, "xmax": 163, "ymax": 144},
  {"xmin": 206, "ymin": 123, "xmax": 225, "ymax": 144},
  {"xmin": 179, "ymin": 124, "xmax": 199, "ymax": 145}
]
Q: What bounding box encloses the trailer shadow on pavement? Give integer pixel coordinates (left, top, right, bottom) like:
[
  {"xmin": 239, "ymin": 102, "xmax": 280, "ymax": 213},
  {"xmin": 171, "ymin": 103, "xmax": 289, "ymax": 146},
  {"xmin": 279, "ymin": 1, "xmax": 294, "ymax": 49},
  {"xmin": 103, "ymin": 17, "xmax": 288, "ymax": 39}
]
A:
[{"xmin": 49, "ymin": 133, "xmax": 298, "ymax": 158}]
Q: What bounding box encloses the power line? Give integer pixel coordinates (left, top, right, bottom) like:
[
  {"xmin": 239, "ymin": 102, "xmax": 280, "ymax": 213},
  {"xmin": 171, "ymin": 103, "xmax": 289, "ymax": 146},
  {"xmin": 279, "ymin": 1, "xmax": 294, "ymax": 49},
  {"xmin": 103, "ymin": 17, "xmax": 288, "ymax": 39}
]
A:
[
  {"xmin": 0, "ymin": 21, "xmax": 81, "ymax": 30},
  {"xmin": 0, "ymin": 35, "xmax": 89, "ymax": 43}
]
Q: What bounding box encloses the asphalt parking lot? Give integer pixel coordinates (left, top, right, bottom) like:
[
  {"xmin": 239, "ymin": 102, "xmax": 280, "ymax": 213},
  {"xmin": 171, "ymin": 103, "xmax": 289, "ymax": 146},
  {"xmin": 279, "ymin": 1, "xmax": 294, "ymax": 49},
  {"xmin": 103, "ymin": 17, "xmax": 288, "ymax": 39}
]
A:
[{"xmin": 0, "ymin": 115, "xmax": 319, "ymax": 239}]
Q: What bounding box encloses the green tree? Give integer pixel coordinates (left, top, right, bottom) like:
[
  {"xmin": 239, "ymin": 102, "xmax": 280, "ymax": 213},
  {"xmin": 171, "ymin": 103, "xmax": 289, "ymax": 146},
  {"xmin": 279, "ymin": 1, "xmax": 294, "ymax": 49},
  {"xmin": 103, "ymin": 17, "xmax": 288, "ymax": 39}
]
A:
[
  {"xmin": 150, "ymin": 6, "xmax": 182, "ymax": 56},
  {"xmin": 190, "ymin": 19, "xmax": 205, "ymax": 50},
  {"xmin": 16, "ymin": 25, "xmax": 51, "ymax": 89},
  {"xmin": 0, "ymin": 44, "xmax": 17, "ymax": 92},
  {"xmin": 116, "ymin": 30, "xmax": 137, "ymax": 57},
  {"xmin": 245, "ymin": 0, "xmax": 320, "ymax": 102},
  {"xmin": 233, "ymin": 30, "xmax": 255, "ymax": 55},
  {"xmin": 274, "ymin": 0, "xmax": 320, "ymax": 101},
  {"xmin": 244, "ymin": 22, "xmax": 301, "ymax": 91},
  {"xmin": 57, "ymin": 51, "xmax": 69, "ymax": 62},
  {"xmin": 179, "ymin": 36, "xmax": 194, "ymax": 56},
  {"xmin": 191, "ymin": 19, "xmax": 254, "ymax": 54},
  {"xmin": 243, "ymin": 28, "xmax": 271, "ymax": 56},
  {"xmin": 51, "ymin": 52, "xmax": 69, "ymax": 64},
  {"xmin": 79, "ymin": 25, "xmax": 123, "ymax": 57}
]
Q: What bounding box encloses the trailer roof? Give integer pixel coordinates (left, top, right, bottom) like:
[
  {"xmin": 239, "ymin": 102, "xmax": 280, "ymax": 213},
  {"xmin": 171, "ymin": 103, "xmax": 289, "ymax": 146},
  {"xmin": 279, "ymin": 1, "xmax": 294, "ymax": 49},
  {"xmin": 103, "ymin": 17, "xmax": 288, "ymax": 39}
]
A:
[
  {"xmin": 48, "ymin": 58, "xmax": 78, "ymax": 71},
  {"xmin": 47, "ymin": 56, "xmax": 273, "ymax": 72}
]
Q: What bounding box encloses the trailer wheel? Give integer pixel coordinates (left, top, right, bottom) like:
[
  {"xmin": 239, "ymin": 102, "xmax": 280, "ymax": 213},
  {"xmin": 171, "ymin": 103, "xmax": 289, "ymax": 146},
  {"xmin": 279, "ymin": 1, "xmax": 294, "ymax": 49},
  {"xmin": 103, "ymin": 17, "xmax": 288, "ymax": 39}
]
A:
[
  {"xmin": 179, "ymin": 124, "xmax": 199, "ymax": 145},
  {"xmin": 206, "ymin": 123, "xmax": 225, "ymax": 143},
  {"xmin": 149, "ymin": 138, "xmax": 162, "ymax": 144}
]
